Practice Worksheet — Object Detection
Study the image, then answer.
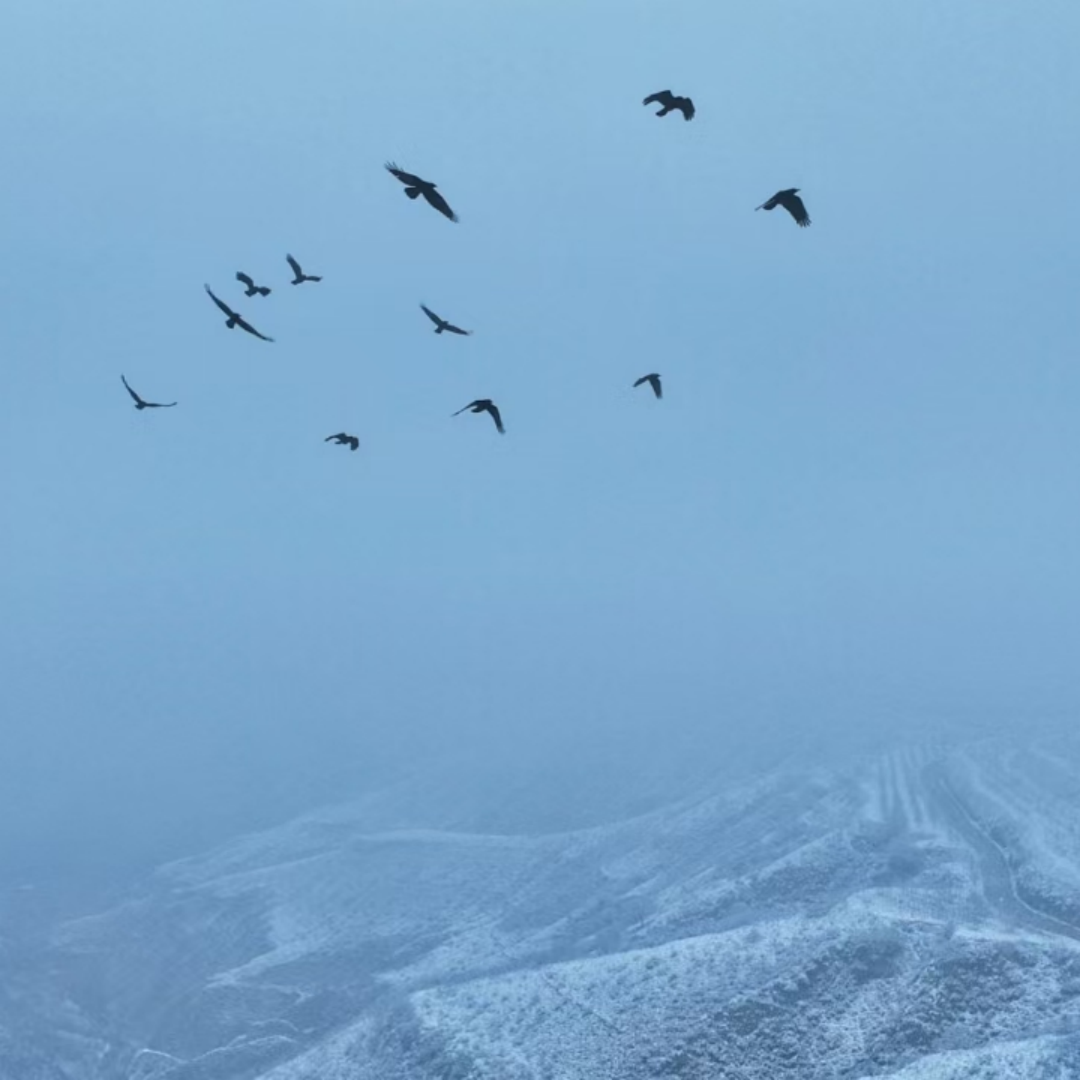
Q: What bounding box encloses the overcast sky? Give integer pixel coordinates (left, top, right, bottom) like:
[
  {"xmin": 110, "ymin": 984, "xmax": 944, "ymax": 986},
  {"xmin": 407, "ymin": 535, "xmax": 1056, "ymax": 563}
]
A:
[{"xmin": 1, "ymin": 0, "xmax": 1078, "ymax": 880}]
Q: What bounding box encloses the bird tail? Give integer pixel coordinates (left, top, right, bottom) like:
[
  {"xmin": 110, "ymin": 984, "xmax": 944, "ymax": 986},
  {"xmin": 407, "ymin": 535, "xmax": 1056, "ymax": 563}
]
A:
[
  {"xmin": 258, "ymin": 287, "xmax": 271, "ymax": 296},
  {"xmin": 435, "ymin": 326, "xmax": 444, "ymax": 334},
  {"xmin": 404, "ymin": 187, "xmax": 422, "ymax": 199}
]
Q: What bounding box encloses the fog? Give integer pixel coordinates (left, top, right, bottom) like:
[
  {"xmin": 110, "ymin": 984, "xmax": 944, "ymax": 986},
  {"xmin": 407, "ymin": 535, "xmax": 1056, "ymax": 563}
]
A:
[{"xmin": 1, "ymin": 0, "xmax": 1078, "ymax": 895}]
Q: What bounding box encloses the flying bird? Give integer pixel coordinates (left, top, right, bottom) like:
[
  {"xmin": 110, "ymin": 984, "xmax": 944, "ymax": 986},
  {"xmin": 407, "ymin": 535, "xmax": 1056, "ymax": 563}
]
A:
[
  {"xmin": 204, "ymin": 285, "xmax": 275, "ymax": 341},
  {"xmin": 236, "ymin": 272, "xmax": 271, "ymax": 297},
  {"xmin": 633, "ymin": 373, "xmax": 663, "ymax": 399},
  {"xmin": 121, "ymin": 374, "xmax": 176, "ymax": 410},
  {"xmin": 385, "ymin": 162, "xmax": 458, "ymax": 222},
  {"xmin": 452, "ymin": 399, "xmax": 504, "ymax": 434},
  {"xmin": 420, "ymin": 304, "xmax": 471, "ymax": 336},
  {"xmin": 755, "ymin": 188, "xmax": 811, "ymax": 227},
  {"xmin": 286, "ymin": 254, "xmax": 322, "ymax": 285},
  {"xmin": 325, "ymin": 433, "xmax": 359, "ymax": 451},
  {"xmin": 642, "ymin": 90, "xmax": 695, "ymax": 121}
]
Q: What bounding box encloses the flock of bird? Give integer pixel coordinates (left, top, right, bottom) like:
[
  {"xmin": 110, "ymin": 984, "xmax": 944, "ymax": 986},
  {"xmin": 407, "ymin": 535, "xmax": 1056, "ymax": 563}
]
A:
[{"xmin": 120, "ymin": 89, "xmax": 812, "ymax": 447}]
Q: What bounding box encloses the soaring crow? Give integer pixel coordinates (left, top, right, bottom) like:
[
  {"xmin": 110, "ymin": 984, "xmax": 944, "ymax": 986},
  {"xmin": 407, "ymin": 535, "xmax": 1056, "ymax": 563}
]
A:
[
  {"xmin": 204, "ymin": 285, "xmax": 275, "ymax": 341},
  {"xmin": 325, "ymin": 433, "xmax": 359, "ymax": 451},
  {"xmin": 755, "ymin": 188, "xmax": 811, "ymax": 227},
  {"xmin": 236, "ymin": 272, "xmax": 271, "ymax": 297},
  {"xmin": 420, "ymin": 304, "xmax": 471, "ymax": 336},
  {"xmin": 633, "ymin": 373, "xmax": 663, "ymax": 399},
  {"xmin": 385, "ymin": 162, "xmax": 458, "ymax": 222},
  {"xmin": 642, "ymin": 90, "xmax": 695, "ymax": 121},
  {"xmin": 121, "ymin": 374, "xmax": 176, "ymax": 410},
  {"xmin": 286, "ymin": 254, "xmax": 322, "ymax": 285},
  {"xmin": 453, "ymin": 399, "xmax": 504, "ymax": 434}
]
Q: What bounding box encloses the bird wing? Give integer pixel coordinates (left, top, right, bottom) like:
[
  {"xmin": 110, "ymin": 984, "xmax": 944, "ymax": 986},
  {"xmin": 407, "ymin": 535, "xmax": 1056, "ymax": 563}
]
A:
[
  {"xmin": 649, "ymin": 375, "xmax": 663, "ymax": 398},
  {"xmin": 385, "ymin": 162, "xmax": 425, "ymax": 187},
  {"xmin": 120, "ymin": 374, "xmax": 142, "ymax": 404},
  {"xmin": 236, "ymin": 271, "xmax": 255, "ymax": 288},
  {"xmin": 446, "ymin": 323, "xmax": 471, "ymax": 336},
  {"xmin": 234, "ymin": 314, "xmax": 274, "ymax": 341},
  {"xmin": 643, "ymin": 90, "xmax": 673, "ymax": 106},
  {"xmin": 485, "ymin": 402, "xmax": 505, "ymax": 434},
  {"xmin": 633, "ymin": 375, "xmax": 649, "ymax": 388},
  {"xmin": 325, "ymin": 433, "xmax": 346, "ymax": 442},
  {"xmin": 348, "ymin": 437, "xmax": 359, "ymax": 451},
  {"xmin": 782, "ymin": 192, "xmax": 811, "ymax": 226},
  {"xmin": 205, "ymin": 284, "xmax": 236, "ymax": 318},
  {"xmin": 420, "ymin": 304, "xmax": 442, "ymax": 326},
  {"xmin": 286, "ymin": 254, "xmax": 303, "ymax": 277},
  {"xmin": 423, "ymin": 188, "xmax": 458, "ymax": 222},
  {"xmin": 452, "ymin": 401, "xmax": 480, "ymax": 417},
  {"xmin": 676, "ymin": 97, "xmax": 695, "ymax": 120}
]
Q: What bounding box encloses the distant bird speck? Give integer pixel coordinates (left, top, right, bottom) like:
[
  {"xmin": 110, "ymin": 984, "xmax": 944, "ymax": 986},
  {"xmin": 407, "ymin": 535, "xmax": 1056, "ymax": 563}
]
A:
[
  {"xmin": 633, "ymin": 373, "xmax": 663, "ymax": 399},
  {"xmin": 121, "ymin": 374, "xmax": 176, "ymax": 410},
  {"xmin": 204, "ymin": 285, "xmax": 275, "ymax": 342},
  {"xmin": 643, "ymin": 90, "xmax": 695, "ymax": 121},
  {"xmin": 420, "ymin": 304, "xmax": 472, "ymax": 336},
  {"xmin": 755, "ymin": 188, "xmax": 811, "ymax": 227},
  {"xmin": 385, "ymin": 162, "xmax": 459, "ymax": 223},
  {"xmin": 236, "ymin": 272, "xmax": 271, "ymax": 297},
  {"xmin": 286, "ymin": 254, "xmax": 322, "ymax": 285},
  {"xmin": 453, "ymin": 399, "xmax": 504, "ymax": 434},
  {"xmin": 325, "ymin": 433, "xmax": 359, "ymax": 451}
]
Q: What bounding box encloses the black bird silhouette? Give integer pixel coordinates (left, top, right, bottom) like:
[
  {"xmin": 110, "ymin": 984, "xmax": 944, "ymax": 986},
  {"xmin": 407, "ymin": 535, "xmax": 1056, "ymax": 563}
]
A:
[
  {"xmin": 286, "ymin": 254, "xmax": 322, "ymax": 285},
  {"xmin": 204, "ymin": 285, "xmax": 274, "ymax": 342},
  {"xmin": 325, "ymin": 433, "xmax": 359, "ymax": 451},
  {"xmin": 236, "ymin": 271, "xmax": 271, "ymax": 297},
  {"xmin": 633, "ymin": 373, "xmax": 663, "ymax": 399},
  {"xmin": 755, "ymin": 188, "xmax": 811, "ymax": 227},
  {"xmin": 420, "ymin": 304, "xmax": 471, "ymax": 336},
  {"xmin": 642, "ymin": 89, "xmax": 695, "ymax": 121},
  {"xmin": 385, "ymin": 162, "xmax": 458, "ymax": 222},
  {"xmin": 453, "ymin": 399, "xmax": 504, "ymax": 434},
  {"xmin": 121, "ymin": 374, "xmax": 176, "ymax": 410}
]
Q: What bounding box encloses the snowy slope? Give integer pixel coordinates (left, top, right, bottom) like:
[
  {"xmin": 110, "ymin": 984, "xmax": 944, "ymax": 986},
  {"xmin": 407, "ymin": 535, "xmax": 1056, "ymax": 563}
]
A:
[{"xmin": 6, "ymin": 736, "xmax": 1080, "ymax": 1079}]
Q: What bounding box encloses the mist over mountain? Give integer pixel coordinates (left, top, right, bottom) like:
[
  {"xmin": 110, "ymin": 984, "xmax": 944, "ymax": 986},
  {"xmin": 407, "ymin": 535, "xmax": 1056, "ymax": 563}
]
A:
[{"xmin": 4, "ymin": 732, "xmax": 1080, "ymax": 1079}]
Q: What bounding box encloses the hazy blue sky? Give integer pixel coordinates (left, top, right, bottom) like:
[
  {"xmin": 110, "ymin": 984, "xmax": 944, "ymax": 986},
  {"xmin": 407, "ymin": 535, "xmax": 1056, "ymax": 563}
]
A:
[{"xmin": 1, "ymin": 1, "xmax": 1078, "ymax": 878}]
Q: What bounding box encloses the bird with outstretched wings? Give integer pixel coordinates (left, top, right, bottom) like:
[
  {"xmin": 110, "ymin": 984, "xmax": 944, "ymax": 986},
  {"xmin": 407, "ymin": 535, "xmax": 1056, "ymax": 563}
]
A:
[
  {"xmin": 204, "ymin": 285, "xmax": 275, "ymax": 341},
  {"xmin": 385, "ymin": 162, "xmax": 458, "ymax": 222},
  {"xmin": 755, "ymin": 188, "xmax": 811, "ymax": 227},
  {"xmin": 121, "ymin": 374, "xmax": 176, "ymax": 409},
  {"xmin": 633, "ymin": 373, "xmax": 663, "ymax": 399},
  {"xmin": 453, "ymin": 399, "xmax": 504, "ymax": 434},
  {"xmin": 236, "ymin": 272, "xmax": 271, "ymax": 297},
  {"xmin": 325, "ymin": 433, "xmax": 359, "ymax": 451},
  {"xmin": 642, "ymin": 89, "xmax": 695, "ymax": 121},
  {"xmin": 420, "ymin": 304, "xmax": 471, "ymax": 336},
  {"xmin": 286, "ymin": 254, "xmax": 322, "ymax": 285}
]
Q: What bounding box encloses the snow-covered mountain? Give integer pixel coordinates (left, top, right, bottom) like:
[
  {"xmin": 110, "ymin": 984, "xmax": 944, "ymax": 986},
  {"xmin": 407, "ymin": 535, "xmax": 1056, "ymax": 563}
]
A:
[{"xmin": 6, "ymin": 736, "xmax": 1080, "ymax": 1079}]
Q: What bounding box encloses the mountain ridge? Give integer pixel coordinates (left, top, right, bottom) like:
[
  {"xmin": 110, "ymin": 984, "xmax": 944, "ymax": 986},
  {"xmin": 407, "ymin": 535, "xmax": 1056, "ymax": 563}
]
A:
[{"xmin": 6, "ymin": 736, "xmax": 1080, "ymax": 1078}]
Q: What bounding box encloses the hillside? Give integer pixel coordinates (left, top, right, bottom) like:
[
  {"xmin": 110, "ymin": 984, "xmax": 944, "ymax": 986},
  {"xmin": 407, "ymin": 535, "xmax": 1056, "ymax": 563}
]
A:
[{"xmin": 5, "ymin": 737, "xmax": 1080, "ymax": 1079}]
